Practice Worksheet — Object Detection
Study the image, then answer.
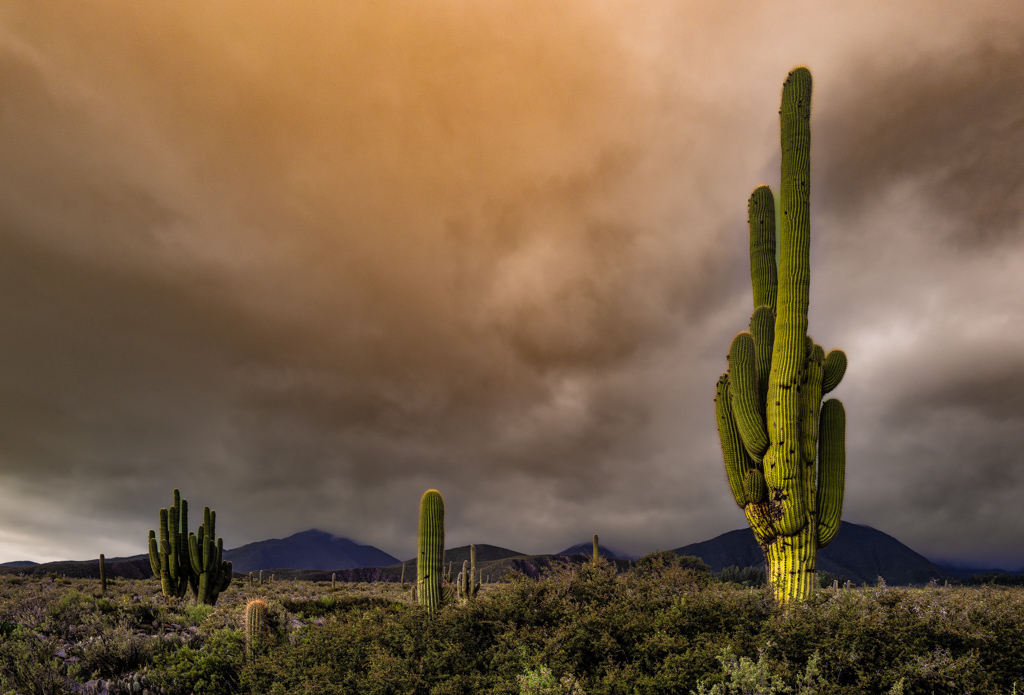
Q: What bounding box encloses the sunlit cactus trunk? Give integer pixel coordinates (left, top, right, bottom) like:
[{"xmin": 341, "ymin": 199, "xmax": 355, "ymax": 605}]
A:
[{"xmin": 715, "ymin": 67, "xmax": 848, "ymax": 604}]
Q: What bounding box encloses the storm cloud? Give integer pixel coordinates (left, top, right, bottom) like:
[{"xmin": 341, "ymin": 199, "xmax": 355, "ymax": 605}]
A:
[{"xmin": 0, "ymin": 1, "xmax": 1021, "ymax": 567}]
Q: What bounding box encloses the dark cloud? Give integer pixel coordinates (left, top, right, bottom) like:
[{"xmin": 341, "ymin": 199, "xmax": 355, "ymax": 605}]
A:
[
  {"xmin": 817, "ymin": 38, "xmax": 1024, "ymax": 250},
  {"xmin": 0, "ymin": 1, "xmax": 1021, "ymax": 566}
]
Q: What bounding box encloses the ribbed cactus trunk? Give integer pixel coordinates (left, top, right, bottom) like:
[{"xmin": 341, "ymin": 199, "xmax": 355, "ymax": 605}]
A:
[
  {"xmin": 417, "ymin": 489, "xmax": 445, "ymax": 613},
  {"xmin": 716, "ymin": 67, "xmax": 848, "ymax": 604}
]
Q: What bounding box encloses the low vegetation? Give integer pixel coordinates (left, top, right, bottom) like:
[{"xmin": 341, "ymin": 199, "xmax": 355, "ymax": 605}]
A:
[{"xmin": 1, "ymin": 556, "xmax": 1021, "ymax": 694}]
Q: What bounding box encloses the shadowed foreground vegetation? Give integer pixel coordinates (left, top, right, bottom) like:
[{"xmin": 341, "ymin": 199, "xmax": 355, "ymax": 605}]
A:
[{"xmin": 1, "ymin": 555, "xmax": 1022, "ymax": 694}]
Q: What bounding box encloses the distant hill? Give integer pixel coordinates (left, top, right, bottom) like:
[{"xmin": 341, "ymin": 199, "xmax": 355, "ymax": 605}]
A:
[
  {"xmin": 0, "ymin": 560, "xmax": 38, "ymax": 567},
  {"xmin": 674, "ymin": 522, "xmax": 950, "ymax": 586},
  {"xmin": 224, "ymin": 530, "xmax": 400, "ymax": 573},
  {"xmin": 933, "ymin": 564, "xmax": 1024, "ymax": 580},
  {"xmin": 556, "ymin": 542, "xmax": 631, "ymax": 560}
]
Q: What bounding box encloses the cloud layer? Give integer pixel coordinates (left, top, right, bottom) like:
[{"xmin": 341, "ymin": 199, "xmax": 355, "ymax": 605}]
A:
[{"xmin": 0, "ymin": 1, "xmax": 1021, "ymax": 567}]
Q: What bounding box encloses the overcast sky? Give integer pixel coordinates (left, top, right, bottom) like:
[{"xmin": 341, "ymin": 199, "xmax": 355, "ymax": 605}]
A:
[{"xmin": 0, "ymin": 1, "xmax": 1022, "ymax": 569}]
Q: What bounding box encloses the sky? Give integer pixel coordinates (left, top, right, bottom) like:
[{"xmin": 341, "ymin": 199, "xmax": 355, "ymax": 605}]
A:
[{"xmin": 0, "ymin": 1, "xmax": 1022, "ymax": 569}]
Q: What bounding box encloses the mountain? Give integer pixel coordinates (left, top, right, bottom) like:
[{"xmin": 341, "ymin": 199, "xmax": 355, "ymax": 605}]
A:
[
  {"xmin": 674, "ymin": 522, "xmax": 950, "ymax": 586},
  {"xmin": 932, "ymin": 564, "xmax": 1024, "ymax": 580},
  {"xmin": 557, "ymin": 542, "xmax": 631, "ymax": 560},
  {"xmin": 224, "ymin": 529, "xmax": 400, "ymax": 573},
  {"xmin": 0, "ymin": 560, "xmax": 38, "ymax": 567}
]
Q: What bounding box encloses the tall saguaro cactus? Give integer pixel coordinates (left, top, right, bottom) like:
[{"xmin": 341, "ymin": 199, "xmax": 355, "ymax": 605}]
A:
[
  {"xmin": 417, "ymin": 489, "xmax": 445, "ymax": 613},
  {"xmin": 188, "ymin": 506, "xmax": 233, "ymax": 606},
  {"xmin": 715, "ymin": 67, "xmax": 848, "ymax": 604}
]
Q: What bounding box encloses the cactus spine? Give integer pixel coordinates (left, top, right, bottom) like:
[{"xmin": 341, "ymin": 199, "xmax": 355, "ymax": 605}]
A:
[
  {"xmin": 98, "ymin": 554, "xmax": 106, "ymax": 595},
  {"xmin": 715, "ymin": 67, "xmax": 847, "ymax": 604},
  {"xmin": 416, "ymin": 489, "xmax": 445, "ymax": 613},
  {"xmin": 244, "ymin": 598, "xmax": 269, "ymax": 658},
  {"xmin": 187, "ymin": 506, "xmax": 233, "ymax": 605},
  {"xmin": 148, "ymin": 489, "xmax": 191, "ymax": 600}
]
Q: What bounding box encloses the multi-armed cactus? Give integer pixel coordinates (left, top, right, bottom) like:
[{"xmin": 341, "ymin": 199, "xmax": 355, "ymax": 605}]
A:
[
  {"xmin": 456, "ymin": 544, "xmax": 481, "ymax": 602},
  {"xmin": 148, "ymin": 489, "xmax": 192, "ymax": 600},
  {"xmin": 416, "ymin": 489, "xmax": 445, "ymax": 613},
  {"xmin": 715, "ymin": 67, "xmax": 847, "ymax": 604},
  {"xmin": 188, "ymin": 505, "xmax": 233, "ymax": 606}
]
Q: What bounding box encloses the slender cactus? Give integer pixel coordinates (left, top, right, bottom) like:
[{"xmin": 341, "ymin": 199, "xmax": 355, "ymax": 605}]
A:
[
  {"xmin": 592, "ymin": 534, "xmax": 599, "ymax": 562},
  {"xmin": 99, "ymin": 554, "xmax": 106, "ymax": 595},
  {"xmin": 715, "ymin": 67, "xmax": 848, "ymax": 604},
  {"xmin": 416, "ymin": 489, "xmax": 445, "ymax": 613}
]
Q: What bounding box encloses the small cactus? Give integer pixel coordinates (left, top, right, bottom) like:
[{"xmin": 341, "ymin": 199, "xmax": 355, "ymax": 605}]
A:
[
  {"xmin": 593, "ymin": 534, "xmax": 599, "ymax": 563},
  {"xmin": 245, "ymin": 598, "xmax": 270, "ymax": 658},
  {"xmin": 99, "ymin": 554, "xmax": 107, "ymax": 595},
  {"xmin": 457, "ymin": 545, "xmax": 481, "ymax": 602}
]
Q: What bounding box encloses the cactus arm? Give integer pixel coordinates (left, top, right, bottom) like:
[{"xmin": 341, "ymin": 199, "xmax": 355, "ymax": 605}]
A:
[
  {"xmin": 822, "ymin": 349, "xmax": 847, "ymax": 394},
  {"xmin": 748, "ymin": 185, "xmax": 778, "ymax": 314},
  {"xmin": 188, "ymin": 533, "xmax": 201, "ymax": 574},
  {"xmin": 148, "ymin": 531, "xmax": 160, "ymax": 577},
  {"xmin": 743, "ymin": 469, "xmax": 767, "ymax": 504},
  {"xmin": 800, "ymin": 342, "xmax": 825, "ymax": 465},
  {"xmin": 750, "ymin": 306, "xmax": 775, "ymax": 413},
  {"xmin": 728, "ymin": 332, "xmax": 769, "ymax": 461},
  {"xmin": 715, "ymin": 374, "xmax": 751, "ymax": 508},
  {"xmin": 816, "ymin": 399, "xmax": 846, "ymax": 548}
]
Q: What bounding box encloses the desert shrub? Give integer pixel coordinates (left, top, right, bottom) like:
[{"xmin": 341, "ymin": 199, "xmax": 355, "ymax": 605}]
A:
[
  {"xmin": 150, "ymin": 627, "xmax": 245, "ymax": 695},
  {"xmin": 75, "ymin": 621, "xmax": 158, "ymax": 680},
  {"xmin": 760, "ymin": 586, "xmax": 1024, "ymax": 694},
  {"xmin": 0, "ymin": 624, "xmax": 71, "ymax": 694}
]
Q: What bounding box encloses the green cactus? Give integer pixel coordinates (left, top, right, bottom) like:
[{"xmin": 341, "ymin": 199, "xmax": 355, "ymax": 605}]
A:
[
  {"xmin": 715, "ymin": 67, "xmax": 848, "ymax": 604},
  {"xmin": 148, "ymin": 489, "xmax": 192, "ymax": 600},
  {"xmin": 416, "ymin": 489, "xmax": 445, "ymax": 613},
  {"xmin": 245, "ymin": 598, "xmax": 269, "ymax": 658},
  {"xmin": 187, "ymin": 506, "xmax": 233, "ymax": 606},
  {"xmin": 593, "ymin": 534, "xmax": 599, "ymax": 563},
  {"xmin": 98, "ymin": 554, "xmax": 107, "ymax": 595},
  {"xmin": 457, "ymin": 545, "xmax": 481, "ymax": 602}
]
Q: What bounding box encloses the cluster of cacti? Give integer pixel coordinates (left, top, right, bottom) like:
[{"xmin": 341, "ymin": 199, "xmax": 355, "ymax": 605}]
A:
[
  {"xmin": 99, "ymin": 554, "xmax": 106, "ymax": 595},
  {"xmin": 456, "ymin": 545, "xmax": 481, "ymax": 602},
  {"xmin": 416, "ymin": 489, "xmax": 445, "ymax": 613},
  {"xmin": 245, "ymin": 598, "xmax": 269, "ymax": 658},
  {"xmin": 714, "ymin": 67, "xmax": 847, "ymax": 604},
  {"xmin": 147, "ymin": 489, "xmax": 233, "ymax": 605}
]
